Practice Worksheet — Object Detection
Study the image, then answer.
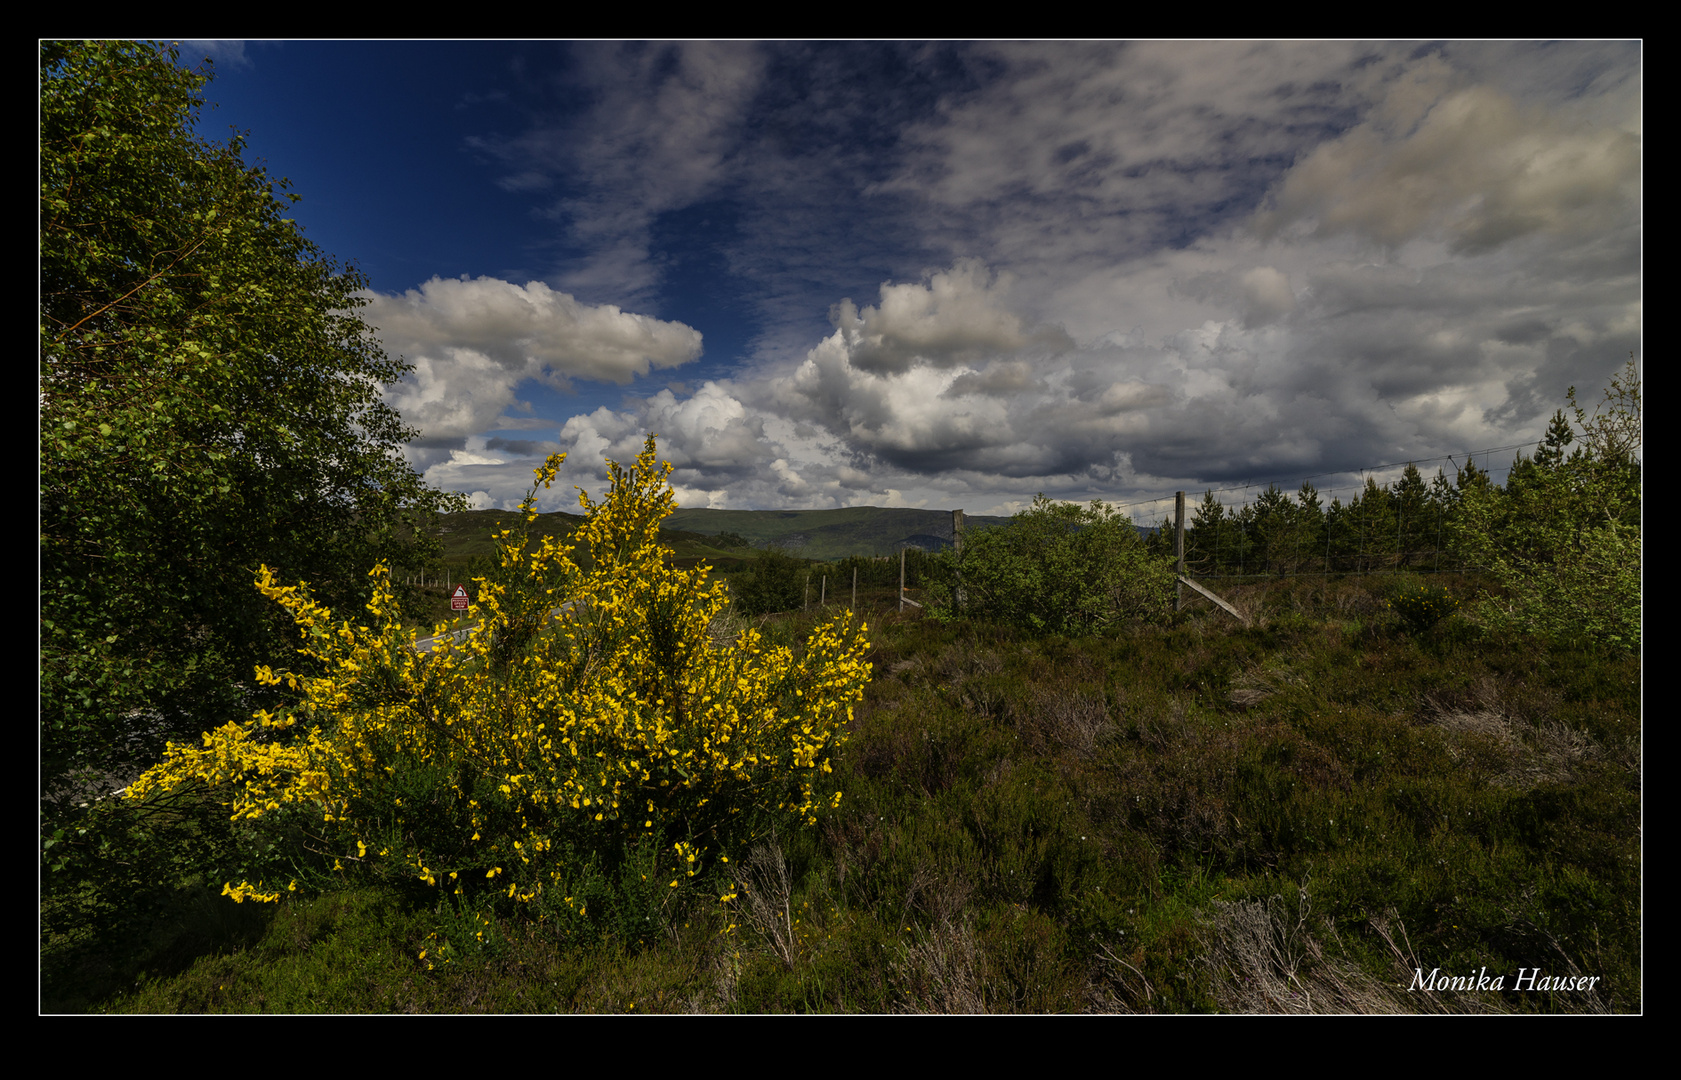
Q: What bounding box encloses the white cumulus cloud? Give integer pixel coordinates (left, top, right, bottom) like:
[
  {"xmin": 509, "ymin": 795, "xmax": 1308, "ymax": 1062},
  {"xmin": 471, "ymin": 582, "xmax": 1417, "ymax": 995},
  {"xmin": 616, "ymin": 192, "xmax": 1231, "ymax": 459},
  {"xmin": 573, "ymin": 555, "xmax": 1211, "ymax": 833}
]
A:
[
  {"xmin": 828, "ymin": 259, "xmax": 1072, "ymax": 375},
  {"xmin": 365, "ymin": 275, "xmax": 702, "ymax": 468}
]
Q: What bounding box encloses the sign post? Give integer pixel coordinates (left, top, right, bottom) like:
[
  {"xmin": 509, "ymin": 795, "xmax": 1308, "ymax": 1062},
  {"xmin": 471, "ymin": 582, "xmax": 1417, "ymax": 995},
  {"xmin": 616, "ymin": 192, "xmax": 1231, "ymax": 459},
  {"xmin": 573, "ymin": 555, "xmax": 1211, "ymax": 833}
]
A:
[{"xmin": 450, "ymin": 584, "xmax": 470, "ymax": 612}]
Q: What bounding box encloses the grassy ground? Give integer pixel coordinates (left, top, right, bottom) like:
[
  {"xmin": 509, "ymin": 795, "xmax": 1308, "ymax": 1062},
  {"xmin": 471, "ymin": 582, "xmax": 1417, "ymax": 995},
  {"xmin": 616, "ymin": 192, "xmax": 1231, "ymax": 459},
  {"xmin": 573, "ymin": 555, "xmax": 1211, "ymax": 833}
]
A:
[{"xmin": 44, "ymin": 572, "xmax": 1640, "ymax": 1013}]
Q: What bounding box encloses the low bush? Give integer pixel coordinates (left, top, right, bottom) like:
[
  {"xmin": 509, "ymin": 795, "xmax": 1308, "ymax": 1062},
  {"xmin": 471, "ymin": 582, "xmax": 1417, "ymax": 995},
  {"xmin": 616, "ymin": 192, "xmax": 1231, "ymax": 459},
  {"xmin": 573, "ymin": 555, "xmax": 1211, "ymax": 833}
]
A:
[
  {"xmin": 1386, "ymin": 583, "xmax": 1460, "ymax": 636},
  {"xmin": 930, "ymin": 495, "xmax": 1175, "ymax": 636},
  {"xmin": 730, "ymin": 548, "xmax": 810, "ymax": 616}
]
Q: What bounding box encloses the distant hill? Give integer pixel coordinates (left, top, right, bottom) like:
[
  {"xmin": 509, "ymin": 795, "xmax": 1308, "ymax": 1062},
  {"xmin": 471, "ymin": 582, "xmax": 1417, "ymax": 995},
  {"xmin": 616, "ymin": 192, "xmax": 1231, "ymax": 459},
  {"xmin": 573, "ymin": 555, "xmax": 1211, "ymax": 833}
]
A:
[
  {"xmin": 662, "ymin": 507, "xmax": 1015, "ymax": 560},
  {"xmin": 430, "ymin": 508, "xmax": 744, "ymax": 566},
  {"xmin": 432, "ymin": 509, "xmax": 581, "ymax": 559},
  {"xmin": 427, "ymin": 504, "xmax": 1169, "ymax": 567},
  {"xmin": 428, "ymin": 505, "xmax": 1018, "ymax": 565}
]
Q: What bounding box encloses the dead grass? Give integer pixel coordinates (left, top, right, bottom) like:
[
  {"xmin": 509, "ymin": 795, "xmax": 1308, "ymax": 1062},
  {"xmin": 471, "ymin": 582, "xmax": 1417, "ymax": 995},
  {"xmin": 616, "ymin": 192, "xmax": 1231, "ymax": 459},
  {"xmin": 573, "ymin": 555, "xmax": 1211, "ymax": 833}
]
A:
[
  {"xmin": 1199, "ymin": 883, "xmax": 1510, "ymax": 1014},
  {"xmin": 1228, "ymin": 655, "xmax": 1306, "ymax": 709},
  {"xmin": 1426, "ymin": 687, "xmax": 1607, "ymax": 790},
  {"xmin": 731, "ymin": 836, "xmax": 798, "ymax": 970},
  {"xmin": 890, "ymin": 917, "xmax": 989, "ymax": 1014},
  {"xmin": 1010, "ymin": 684, "xmax": 1113, "ymax": 759}
]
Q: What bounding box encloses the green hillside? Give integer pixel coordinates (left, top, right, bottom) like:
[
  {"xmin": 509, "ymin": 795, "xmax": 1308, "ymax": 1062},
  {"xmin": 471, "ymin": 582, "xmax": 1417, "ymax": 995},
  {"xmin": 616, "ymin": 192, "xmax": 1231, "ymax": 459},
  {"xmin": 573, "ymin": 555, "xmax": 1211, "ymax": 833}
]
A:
[
  {"xmin": 661, "ymin": 506, "xmax": 1014, "ymax": 559},
  {"xmin": 431, "ymin": 508, "xmax": 750, "ymax": 567},
  {"xmin": 428, "ymin": 505, "xmax": 1016, "ymax": 566}
]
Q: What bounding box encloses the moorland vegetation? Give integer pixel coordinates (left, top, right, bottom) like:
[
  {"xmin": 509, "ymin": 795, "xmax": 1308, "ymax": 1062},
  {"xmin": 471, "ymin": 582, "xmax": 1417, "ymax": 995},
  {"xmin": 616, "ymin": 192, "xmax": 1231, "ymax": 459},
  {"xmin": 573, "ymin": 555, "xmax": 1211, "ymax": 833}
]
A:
[
  {"xmin": 45, "ymin": 367, "xmax": 1641, "ymax": 1012},
  {"xmin": 41, "ymin": 41, "xmax": 1639, "ymax": 1013}
]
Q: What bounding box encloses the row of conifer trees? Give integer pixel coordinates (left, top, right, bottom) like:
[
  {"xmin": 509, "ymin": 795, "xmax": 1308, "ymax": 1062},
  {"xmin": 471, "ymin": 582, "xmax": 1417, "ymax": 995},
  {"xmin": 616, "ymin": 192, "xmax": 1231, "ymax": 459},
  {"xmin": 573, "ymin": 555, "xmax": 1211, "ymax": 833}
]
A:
[{"xmin": 1146, "ymin": 453, "xmax": 1541, "ymax": 577}]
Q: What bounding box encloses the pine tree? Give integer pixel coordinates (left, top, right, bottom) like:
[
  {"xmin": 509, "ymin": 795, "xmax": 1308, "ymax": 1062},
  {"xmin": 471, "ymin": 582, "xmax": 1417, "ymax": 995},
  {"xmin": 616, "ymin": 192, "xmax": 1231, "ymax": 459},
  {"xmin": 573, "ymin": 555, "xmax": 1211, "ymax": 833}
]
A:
[
  {"xmin": 1353, "ymin": 478, "xmax": 1397, "ymax": 572},
  {"xmin": 1428, "ymin": 468, "xmax": 1456, "ymax": 571},
  {"xmin": 1533, "ymin": 409, "xmax": 1575, "ymax": 470},
  {"xmin": 1187, "ymin": 491, "xmax": 1227, "ymax": 574},
  {"xmin": 1252, "ymin": 483, "xmax": 1294, "ymax": 575},
  {"xmin": 1392, "ymin": 463, "xmax": 1431, "ymax": 567},
  {"xmin": 1295, "ymin": 482, "xmax": 1325, "ymax": 574},
  {"xmin": 1231, "ymin": 502, "xmax": 1258, "ymax": 575}
]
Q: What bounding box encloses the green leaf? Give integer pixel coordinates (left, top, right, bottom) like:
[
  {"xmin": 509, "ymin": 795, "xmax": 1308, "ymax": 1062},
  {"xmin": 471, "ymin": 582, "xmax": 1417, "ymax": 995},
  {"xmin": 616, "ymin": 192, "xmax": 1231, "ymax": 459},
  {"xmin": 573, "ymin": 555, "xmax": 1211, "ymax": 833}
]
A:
[{"xmin": 40, "ymin": 39, "xmax": 467, "ymax": 880}]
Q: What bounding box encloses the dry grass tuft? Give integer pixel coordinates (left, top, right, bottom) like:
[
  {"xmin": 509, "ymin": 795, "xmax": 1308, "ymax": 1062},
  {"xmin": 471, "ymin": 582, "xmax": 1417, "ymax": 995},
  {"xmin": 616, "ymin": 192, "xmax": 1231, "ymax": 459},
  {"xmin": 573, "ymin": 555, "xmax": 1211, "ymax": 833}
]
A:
[
  {"xmin": 1228, "ymin": 657, "xmax": 1305, "ymax": 709},
  {"xmin": 1429, "ymin": 703, "xmax": 1604, "ymax": 790},
  {"xmin": 891, "ymin": 917, "xmax": 988, "ymax": 1014},
  {"xmin": 731, "ymin": 836, "xmax": 798, "ymax": 970},
  {"xmin": 1200, "ymin": 884, "xmax": 1512, "ymax": 1014},
  {"xmin": 1011, "ymin": 684, "xmax": 1113, "ymax": 758}
]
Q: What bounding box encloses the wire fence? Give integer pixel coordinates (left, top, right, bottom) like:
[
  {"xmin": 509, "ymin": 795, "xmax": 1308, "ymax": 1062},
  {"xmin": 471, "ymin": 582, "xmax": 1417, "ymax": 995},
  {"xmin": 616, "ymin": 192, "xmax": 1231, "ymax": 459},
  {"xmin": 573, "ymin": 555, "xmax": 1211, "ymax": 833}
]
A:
[{"xmin": 1094, "ymin": 441, "xmax": 1549, "ymax": 580}]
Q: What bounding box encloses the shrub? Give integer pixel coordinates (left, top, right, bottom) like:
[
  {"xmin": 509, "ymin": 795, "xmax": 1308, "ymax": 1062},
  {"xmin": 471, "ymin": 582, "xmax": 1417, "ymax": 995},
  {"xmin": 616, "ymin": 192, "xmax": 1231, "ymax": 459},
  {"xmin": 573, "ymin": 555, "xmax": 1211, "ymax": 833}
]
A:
[
  {"xmin": 125, "ymin": 438, "xmax": 872, "ymax": 933},
  {"xmin": 931, "ymin": 495, "xmax": 1176, "ymax": 636},
  {"xmin": 731, "ymin": 547, "xmax": 810, "ymax": 616},
  {"xmin": 1385, "ymin": 584, "xmax": 1460, "ymax": 636}
]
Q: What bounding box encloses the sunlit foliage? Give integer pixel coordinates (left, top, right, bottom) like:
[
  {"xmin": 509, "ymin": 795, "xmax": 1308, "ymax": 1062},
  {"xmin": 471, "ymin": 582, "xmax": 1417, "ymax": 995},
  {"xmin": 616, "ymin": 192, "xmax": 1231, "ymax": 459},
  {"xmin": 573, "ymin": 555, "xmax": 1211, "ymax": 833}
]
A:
[{"xmin": 127, "ymin": 439, "xmax": 873, "ymax": 929}]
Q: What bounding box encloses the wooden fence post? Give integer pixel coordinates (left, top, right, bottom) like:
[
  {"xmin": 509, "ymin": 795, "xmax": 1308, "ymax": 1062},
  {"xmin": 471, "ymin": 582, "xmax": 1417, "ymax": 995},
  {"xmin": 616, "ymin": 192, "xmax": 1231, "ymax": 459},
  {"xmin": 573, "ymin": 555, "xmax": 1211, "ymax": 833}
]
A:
[
  {"xmin": 1175, "ymin": 491, "xmax": 1186, "ymax": 613},
  {"xmin": 952, "ymin": 508, "xmax": 965, "ymax": 609}
]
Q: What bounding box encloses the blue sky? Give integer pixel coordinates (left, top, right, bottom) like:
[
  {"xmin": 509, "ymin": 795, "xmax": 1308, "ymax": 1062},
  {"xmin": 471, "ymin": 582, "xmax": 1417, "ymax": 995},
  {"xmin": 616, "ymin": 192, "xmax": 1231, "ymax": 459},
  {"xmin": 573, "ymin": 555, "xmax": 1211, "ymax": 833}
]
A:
[{"xmin": 181, "ymin": 40, "xmax": 1641, "ymax": 520}]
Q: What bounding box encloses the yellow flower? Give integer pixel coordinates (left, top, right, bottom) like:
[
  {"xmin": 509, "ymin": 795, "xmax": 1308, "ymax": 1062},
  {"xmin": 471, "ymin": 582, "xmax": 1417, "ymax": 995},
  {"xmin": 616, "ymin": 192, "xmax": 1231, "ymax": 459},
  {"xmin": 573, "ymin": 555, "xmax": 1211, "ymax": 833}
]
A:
[{"xmin": 129, "ymin": 437, "xmax": 870, "ymax": 917}]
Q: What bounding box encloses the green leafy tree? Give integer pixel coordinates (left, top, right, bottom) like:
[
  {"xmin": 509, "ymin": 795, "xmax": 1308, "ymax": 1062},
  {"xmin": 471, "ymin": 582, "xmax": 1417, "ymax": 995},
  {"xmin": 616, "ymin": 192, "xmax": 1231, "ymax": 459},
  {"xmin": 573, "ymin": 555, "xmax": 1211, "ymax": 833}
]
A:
[
  {"xmin": 40, "ymin": 43, "xmax": 462, "ymax": 853},
  {"xmin": 1451, "ymin": 361, "xmax": 1640, "ymax": 650},
  {"xmin": 932, "ymin": 496, "xmax": 1175, "ymax": 636}
]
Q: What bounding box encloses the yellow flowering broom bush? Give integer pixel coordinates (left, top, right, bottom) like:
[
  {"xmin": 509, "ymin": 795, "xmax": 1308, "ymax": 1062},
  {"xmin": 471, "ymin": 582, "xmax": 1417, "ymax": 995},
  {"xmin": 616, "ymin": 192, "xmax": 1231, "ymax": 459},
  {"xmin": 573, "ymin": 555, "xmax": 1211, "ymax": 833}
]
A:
[
  {"xmin": 1385, "ymin": 583, "xmax": 1460, "ymax": 636},
  {"xmin": 126, "ymin": 437, "xmax": 871, "ymax": 939}
]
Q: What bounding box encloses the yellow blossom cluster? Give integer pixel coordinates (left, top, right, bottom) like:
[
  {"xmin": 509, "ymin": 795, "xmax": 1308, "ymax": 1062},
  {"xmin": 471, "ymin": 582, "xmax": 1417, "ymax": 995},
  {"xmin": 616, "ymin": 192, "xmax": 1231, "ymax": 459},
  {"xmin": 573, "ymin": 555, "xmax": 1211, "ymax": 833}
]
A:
[
  {"xmin": 1385, "ymin": 583, "xmax": 1460, "ymax": 635},
  {"xmin": 126, "ymin": 437, "xmax": 872, "ymax": 911}
]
